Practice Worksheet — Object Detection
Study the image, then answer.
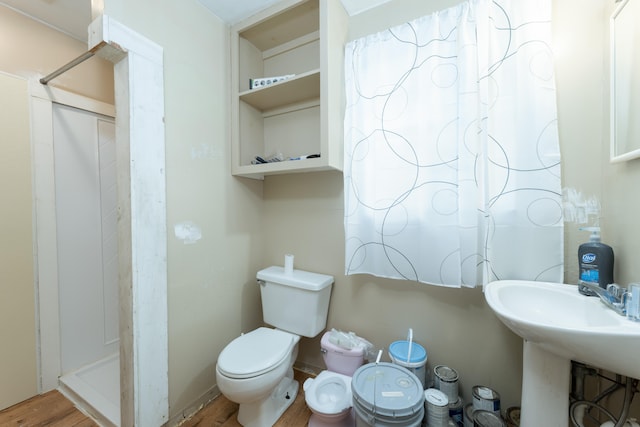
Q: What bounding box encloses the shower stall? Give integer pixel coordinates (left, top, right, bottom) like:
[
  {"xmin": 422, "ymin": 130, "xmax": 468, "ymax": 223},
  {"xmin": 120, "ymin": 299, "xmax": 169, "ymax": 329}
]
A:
[
  {"xmin": 32, "ymin": 18, "xmax": 169, "ymax": 425},
  {"xmin": 50, "ymin": 102, "xmax": 119, "ymax": 426}
]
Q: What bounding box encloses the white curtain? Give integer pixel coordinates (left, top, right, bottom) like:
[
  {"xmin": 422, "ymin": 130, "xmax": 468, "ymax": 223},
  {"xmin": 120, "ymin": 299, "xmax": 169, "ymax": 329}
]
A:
[{"xmin": 344, "ymin": 0, "xmax": 563, "ymax": 288}]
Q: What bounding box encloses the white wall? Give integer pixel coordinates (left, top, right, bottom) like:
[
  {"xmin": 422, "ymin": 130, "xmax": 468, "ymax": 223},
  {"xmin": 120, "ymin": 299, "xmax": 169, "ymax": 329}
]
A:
[{"xmin": 53, "ymin": 105, "xmax": 118, "ymax": 373}]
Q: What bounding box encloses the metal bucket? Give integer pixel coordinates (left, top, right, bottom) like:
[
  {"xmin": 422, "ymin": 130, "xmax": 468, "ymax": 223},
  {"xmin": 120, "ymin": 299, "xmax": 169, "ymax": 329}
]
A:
[
  {"xmin": 473, "ymin": 410, "xmax": 506, "ymax": 427},
  {"xmin": 424, "ymin": 388, "xmax": 449, "ymax": 427},
  {"xmin": 472, "ymin": 386, "xmax": 501, "ymax": 414},
  {"xmin": 434, "ymin": 365, "xmax": 459, "ymax": 402}
]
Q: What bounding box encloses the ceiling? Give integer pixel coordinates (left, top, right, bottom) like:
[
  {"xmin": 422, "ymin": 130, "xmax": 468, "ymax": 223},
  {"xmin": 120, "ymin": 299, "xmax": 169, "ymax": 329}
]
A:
[
  {"xmin": 0, "ymin": 0, "xmax": 392, "ymax": 42},
  {"xmin": 0, "ymin": 0, "xmax": 93, "ymax": 42},
  {"xmin": 197, "ymin": 0, "xmax": 392, "ymax": 23}
]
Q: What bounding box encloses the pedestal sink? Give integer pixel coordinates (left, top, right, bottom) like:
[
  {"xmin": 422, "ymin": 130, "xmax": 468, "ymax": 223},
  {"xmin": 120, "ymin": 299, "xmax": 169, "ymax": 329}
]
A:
[{"xmin": 485, "ymin": 280, "xmax": 640, "ymax": 427}]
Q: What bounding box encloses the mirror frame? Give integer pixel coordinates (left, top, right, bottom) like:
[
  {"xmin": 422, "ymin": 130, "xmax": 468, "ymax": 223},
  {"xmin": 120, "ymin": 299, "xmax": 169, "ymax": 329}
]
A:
[{"xmin": 610, "ymin": 0, "xmax": 640, "ymax": 163}]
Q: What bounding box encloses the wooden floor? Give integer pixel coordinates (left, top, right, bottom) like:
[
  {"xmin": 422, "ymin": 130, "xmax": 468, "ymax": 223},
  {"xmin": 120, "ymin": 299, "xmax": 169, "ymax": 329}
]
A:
[
  {"xmin": 0, "ymin": 370, "xmax": 313, "ymax": 427},
  {"xmin": 0, "ymin": 390, "xmax": 98, "ymax": 426},
  {"xmin": 179, "ymin": 369, "xmax": 313, "ymax": 427}
]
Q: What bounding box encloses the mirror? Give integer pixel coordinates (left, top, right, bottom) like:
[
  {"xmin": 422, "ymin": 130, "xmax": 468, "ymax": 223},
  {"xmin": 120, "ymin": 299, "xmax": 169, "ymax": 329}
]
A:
[{"xmin": 610, "ymin": 0, "xmax": 640, "ymax": 162}]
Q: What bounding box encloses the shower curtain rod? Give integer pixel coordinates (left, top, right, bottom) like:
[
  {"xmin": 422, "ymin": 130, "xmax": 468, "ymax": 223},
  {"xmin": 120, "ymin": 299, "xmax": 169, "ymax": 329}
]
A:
[{"xmin": 40, "ymin": 42, "xmax": 106, "ymax": 85}]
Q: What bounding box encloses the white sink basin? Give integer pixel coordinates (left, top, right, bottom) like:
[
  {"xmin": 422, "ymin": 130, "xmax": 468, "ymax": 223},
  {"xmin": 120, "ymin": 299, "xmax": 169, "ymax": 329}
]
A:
[
  {"xmin": 485, "ymin": 280, "xmax": 640, "ymax": 427},
  {"xmin": 485, "ymin": 280, "xmax": 640, "ymax": 378}
]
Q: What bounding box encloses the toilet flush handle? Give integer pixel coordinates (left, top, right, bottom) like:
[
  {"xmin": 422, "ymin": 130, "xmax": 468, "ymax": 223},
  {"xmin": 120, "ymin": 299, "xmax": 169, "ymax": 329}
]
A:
[
  {"xmin": 257, "ymin": 279, "xmax": 266, "ymax": 286},
  {"xmin": 320, "ymin": 348, "xmax": 327, "ymax": 355}
]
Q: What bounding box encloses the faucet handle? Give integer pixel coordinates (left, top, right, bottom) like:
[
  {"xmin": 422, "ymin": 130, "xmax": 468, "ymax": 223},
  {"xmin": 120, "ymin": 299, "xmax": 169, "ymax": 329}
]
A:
[
  {"xmin": 626, "ymin": 283, "xmax": 640, "ymax": 322},
  {"xmin": 606, "ymin": 283, "xmax": 625, "ymax": 300}
]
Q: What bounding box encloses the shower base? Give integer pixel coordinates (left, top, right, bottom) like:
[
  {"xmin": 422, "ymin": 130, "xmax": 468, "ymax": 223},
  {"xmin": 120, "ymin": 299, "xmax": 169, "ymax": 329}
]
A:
[{"xmin": 59, "ymin": 353, "xmax": 120, "ymax": 427}]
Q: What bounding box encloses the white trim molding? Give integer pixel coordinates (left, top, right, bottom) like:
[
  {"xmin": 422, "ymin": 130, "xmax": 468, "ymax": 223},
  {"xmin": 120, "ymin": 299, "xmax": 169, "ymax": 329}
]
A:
[{"xmin": 89, "ymin": 15, "xmax": 168, "ymax": 427}]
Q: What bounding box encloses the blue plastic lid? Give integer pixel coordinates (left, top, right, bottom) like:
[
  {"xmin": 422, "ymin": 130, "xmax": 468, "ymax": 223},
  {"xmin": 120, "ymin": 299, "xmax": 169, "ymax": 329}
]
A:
[{"xmin": 389, "ymin": 340, "xmax": 427, "ymax": 364}]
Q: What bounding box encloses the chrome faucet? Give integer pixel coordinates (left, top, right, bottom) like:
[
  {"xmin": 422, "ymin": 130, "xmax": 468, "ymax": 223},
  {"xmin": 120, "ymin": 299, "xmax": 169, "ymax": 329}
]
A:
[{"xmin": 579, "ymin": 281, "xmax": 628, "ymax": 316}]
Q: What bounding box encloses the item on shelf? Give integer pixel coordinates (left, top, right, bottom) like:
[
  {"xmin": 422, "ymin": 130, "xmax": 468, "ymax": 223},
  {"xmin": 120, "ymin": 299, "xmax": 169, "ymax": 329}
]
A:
[
  {"xmin": 289, "ymin": 154, "xmax": 320, "ymax": 160},
  {"xmin": 251, "ymin": 153, "xmax": 284, "ymax": 165},
  {"xmin": 249, "ymin": 74, "xmax": 295, "ymax": 90}
]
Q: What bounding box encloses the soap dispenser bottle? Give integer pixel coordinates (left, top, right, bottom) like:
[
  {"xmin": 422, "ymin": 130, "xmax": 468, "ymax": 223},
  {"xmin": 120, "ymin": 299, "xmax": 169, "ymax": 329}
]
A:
[{"xmin": 578, "ymin": 227, "xmax": 614, "ymax": 296}]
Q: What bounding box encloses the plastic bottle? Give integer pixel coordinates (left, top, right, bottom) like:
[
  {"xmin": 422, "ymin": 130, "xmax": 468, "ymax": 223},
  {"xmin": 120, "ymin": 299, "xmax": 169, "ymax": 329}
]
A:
[{"xmin": 578, "ymin": 227, "xmax": 614, "ymax": 296}]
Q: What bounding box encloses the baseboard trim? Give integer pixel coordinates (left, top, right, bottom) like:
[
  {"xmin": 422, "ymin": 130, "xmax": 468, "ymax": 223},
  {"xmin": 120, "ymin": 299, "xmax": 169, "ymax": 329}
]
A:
[
  {"xmin": 293, "ymin": 362, "xmax": 322, "ymax": 377},
  {"xmin": 167, "ymin": 363, "xmax": 322, "ymax": 426},
  {"xmin": 168, "ymin": 385, "xmax": 220, "ymax": 427}
]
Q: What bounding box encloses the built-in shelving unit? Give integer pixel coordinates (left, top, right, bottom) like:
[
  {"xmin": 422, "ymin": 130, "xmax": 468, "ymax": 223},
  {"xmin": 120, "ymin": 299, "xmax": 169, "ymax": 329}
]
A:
[{"xmin": 230, "ymin": 0, "xmax": 348, "ymax": 179}]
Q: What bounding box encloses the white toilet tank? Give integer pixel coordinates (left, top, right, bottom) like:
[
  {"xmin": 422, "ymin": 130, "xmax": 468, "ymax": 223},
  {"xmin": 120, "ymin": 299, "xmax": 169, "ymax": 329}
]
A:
[{"xmin": 257, "ymin": 266, "xmax": 333, "ymax": 338}]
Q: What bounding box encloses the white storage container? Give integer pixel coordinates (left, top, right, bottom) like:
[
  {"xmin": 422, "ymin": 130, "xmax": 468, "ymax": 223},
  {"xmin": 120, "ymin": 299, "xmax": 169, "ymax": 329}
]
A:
[{"xmin": 352, "ymin": 362, "xmax": 424, "ymax": 427}]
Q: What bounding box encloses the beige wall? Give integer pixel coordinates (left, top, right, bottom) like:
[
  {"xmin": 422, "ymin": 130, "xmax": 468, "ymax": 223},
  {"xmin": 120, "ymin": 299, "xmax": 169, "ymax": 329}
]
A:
[
  {"xmin": 601, "ymin": 1, "xmax": 640, "ymax": 288},
  {"xmin": 263, "ymin": 0, "xmax": 524, "ymax": 409},
  {"xmin": 102, "ymin": 0, "xmax": 266, "ymax": 417},
  {"xmin": 263, "ymin": 0, "xmax": 633, "ymax": 415},
  {"xmin": 0, "ymin": 5, "xmax": 113, "ymax": 104},
  {"xmin": 2, "ymin": 0, "xmax": 638, "ymax": 421},
  {"xmin": 0, "ymin": 5, "xmax": 113, "ymax": 411},
  {"xmin": 555, "ymin": 0, "xmax": 608, "ymax": 284},
  {"xmin": 263, "ymin": 171, "xmax": 524, "ymax": 407},
  {"xmin": 0, "ymin": 72, "xmax": 37, "ymax": 410},
  {"xmin": 600, "ymin": 1, "xmax": 640, "ymax": 418}
]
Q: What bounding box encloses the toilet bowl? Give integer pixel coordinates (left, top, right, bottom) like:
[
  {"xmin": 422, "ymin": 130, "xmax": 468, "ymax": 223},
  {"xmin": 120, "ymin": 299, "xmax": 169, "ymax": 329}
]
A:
[
  {"xmin": 304, "ymin": 371, "xmax": 355, "ymax": 427},
  {"xmin": 216, "ymin": 327, "xmax": 300, "ymax": 407},
  {"xmin": 215, "ymin": 266, "xmax": 334, "ymax": 427}
]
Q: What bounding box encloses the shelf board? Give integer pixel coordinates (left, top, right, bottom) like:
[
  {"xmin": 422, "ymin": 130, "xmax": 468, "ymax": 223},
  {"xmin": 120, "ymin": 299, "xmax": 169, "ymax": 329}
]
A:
[
  {"xmin": 233, "ymin": 156, "xmax": 338, "ymax": 179},
  {"xmin": 239, "ymin": 70, "xmax": 320, "ymax": 111},
  {"xmin": 238, "ymin": 0, "xmax": 320, "ymax": 52}
]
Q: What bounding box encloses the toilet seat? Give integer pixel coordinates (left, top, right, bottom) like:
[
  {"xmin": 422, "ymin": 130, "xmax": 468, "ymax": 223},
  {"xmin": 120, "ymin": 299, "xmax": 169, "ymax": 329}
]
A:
[
  {"xmin": 217, "ymin": 327, "xmax": 295, "ymax": 379},
  {"xmin": 304, "ymin": 371, "xmax": 353, "ymax": 415}
]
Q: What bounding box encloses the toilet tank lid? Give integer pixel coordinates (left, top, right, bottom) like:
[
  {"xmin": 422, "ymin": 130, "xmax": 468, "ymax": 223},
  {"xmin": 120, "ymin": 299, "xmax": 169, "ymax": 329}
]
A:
[{"xmin": 257, "ymin": 266, "xmax": 333, "ymax": 291}]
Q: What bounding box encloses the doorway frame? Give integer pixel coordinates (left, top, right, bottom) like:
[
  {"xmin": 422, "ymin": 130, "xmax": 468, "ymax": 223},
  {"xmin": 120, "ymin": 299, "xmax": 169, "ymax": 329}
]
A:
[{"xmin": 31, "ymin": 15, "xmax": 169, "ymax": 427}]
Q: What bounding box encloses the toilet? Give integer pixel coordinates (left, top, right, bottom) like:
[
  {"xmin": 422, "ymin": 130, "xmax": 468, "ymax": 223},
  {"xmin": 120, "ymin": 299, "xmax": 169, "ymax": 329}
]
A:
[
  {"xmin": 303, "ymin": 331, "xmax": 366, "ymax": 427},
  {"xmin": 215, "ymin": 266, "xmax": 333, "ymax": 427}
]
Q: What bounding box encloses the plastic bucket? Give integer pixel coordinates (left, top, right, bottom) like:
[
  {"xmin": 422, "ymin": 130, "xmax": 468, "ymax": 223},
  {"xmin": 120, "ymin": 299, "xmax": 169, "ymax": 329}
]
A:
[
  {"xmin": 388, "ymin": 329, "xmax": 427, "ymax": 388},
  {"xmin": 352, "ymin": 362, "xmax": 424, "ymax": 427}
]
